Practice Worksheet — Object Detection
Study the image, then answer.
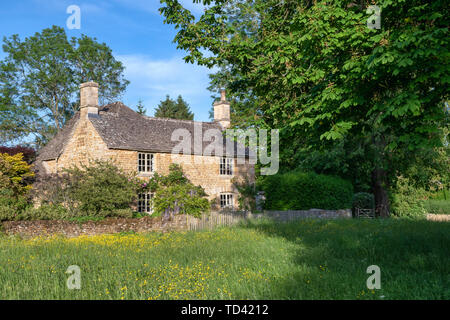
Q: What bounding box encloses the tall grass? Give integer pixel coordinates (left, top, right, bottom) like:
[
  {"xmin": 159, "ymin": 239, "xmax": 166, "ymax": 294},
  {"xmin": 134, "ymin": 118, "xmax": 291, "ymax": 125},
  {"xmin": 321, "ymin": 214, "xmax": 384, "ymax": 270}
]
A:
[{"xmin": 0, "ymin": 218, "xmax": 448, "ymax": 299}]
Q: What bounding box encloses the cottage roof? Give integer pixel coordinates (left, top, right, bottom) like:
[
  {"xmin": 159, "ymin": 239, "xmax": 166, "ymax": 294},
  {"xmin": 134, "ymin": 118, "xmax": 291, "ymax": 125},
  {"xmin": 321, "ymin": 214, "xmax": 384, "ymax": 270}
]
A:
[{"xmin": 36, "ymin": 102, "xmax": 252, "ymax": 162}]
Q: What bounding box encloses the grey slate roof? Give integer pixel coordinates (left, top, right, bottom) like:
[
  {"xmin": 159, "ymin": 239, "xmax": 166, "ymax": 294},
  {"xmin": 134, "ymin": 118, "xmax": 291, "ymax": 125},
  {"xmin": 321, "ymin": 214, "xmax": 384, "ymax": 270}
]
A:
[
  {"xmin": 36, "ymin": 102, "xmax": 252, "ymax": 163},
  {"xmin": 36, "ymin": 112, "xmax": 80, "ymax": 161}
]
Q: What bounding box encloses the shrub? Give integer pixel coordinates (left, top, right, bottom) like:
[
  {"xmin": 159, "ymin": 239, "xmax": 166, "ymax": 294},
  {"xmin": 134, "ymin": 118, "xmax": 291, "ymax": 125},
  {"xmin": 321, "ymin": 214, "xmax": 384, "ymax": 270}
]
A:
[
  {"xmin": 0, "ymin": 152, "xmax": 34, "ymax": 197},
  {"xmin": 0, "ymin": 146, "xmax": 36, "ymax": 164},
  {"xmin": 31, "ymin": 173, "xmax": 74, "ymax": 210},
  {"xmin": 428, "ymin": 189, "xmax": 449, "ymax": 200},
  {"xmin": 5, "ymin": 205, "xmax": 135, "ymax": 222},
  {"xmin": 352, "ymin": 192, "xmax": 375, "ymax": 210},
  {"xmin": 0, "ymin": 189, "xmax": 30, "ymax": 221},
  {"xmin": 390, "ymin": 176, "xmax": 427, "ymax": 218},
  {"xmin": 20, "ymin": 204, "xmax": 69, "ymax": 220},
  {"xmin": 151, "ymin": 164, "xmax": 210, "ymax": 219},
  {"xmin": 62, "ymin": 160, "xmax": 139, "ymax": 216},
  {"xmin": 0, "ymin": 153, "xmax": 34, "ymax": 221},
  {"xmin": 232, "ymin": 176, "xmax": 257, "ymax": 211},
  {"xmin": 261, "ymin": 170, "xmax": 353, "ymax": 210},
  {"xmin": 98, "ymin": 208, "xmax": 134, "ymax": 219},
  {"xmin": 423, "ymin": 200, "xmax": 450, "ymax": 215},
  {"xmin": 33, "ymin": 160, "xmax": 139, "ymax": 219}
]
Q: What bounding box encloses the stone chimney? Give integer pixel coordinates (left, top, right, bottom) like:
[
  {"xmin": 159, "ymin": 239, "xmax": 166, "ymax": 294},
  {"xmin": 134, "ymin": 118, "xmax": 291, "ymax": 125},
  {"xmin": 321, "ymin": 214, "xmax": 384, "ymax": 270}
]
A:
[
  {"xmin": 80, "ymin": 81, "xmax": 99, "ymax": 118},
  {"xmin": 213, "ymin": 89, "xmax": 230, "ymax": 129}
]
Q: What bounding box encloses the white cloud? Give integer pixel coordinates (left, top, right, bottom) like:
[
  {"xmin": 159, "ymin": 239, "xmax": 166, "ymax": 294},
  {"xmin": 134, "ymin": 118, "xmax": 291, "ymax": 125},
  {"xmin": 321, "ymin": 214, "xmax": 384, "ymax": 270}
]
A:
[{"xmin": 117, "ymin": 54, "xmax": 217, "ymax": 121}]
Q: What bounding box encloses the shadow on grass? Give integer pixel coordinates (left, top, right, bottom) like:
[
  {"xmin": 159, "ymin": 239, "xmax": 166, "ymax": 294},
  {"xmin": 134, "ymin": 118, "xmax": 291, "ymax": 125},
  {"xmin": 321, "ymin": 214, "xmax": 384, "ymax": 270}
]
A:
[{"xmin": 240, "ymin": 218, "xmax": 450, "ymax": 299}]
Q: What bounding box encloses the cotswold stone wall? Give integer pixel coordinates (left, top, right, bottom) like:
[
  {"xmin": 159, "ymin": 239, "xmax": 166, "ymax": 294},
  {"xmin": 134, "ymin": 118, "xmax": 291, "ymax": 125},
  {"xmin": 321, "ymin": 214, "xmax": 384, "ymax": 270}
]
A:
[
  {"xmin": 2, "ymin": 215, "xmax": 189, "ymax": 238},
  {"xmin": 426, "ymin": 214, "xmax": 450, "ymax": 222},
  {"xmin": 257, "ymin": 209, "xmax": 352, "ymax": 220},
  {"xmin": 2, "ymin": 209, "xmax": 352, "ymax": 238}
]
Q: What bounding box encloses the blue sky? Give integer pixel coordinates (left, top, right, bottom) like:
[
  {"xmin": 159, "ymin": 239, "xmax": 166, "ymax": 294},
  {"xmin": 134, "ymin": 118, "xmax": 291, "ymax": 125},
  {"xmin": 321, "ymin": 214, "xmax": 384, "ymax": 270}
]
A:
[{"xmin": 0, "ymin": 0, "xmax": 215, "ymax": 121}]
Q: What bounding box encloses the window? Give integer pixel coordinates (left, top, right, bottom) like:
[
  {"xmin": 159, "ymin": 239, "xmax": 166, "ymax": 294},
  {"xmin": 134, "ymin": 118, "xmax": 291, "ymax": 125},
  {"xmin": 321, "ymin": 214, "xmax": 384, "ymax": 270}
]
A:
[
  {"xmin": 138, "ymin": 192, "xmax": 154, "ymax": 214},
  {"xmin": 220, "ymin": 157, "xmax": 233, "ymax": 175},
  {"xmin": 220, "ymin": 193, "xmax": 234, "ymax": 209},
  {"xmin": 138, "ymin": 153, "xmax": 154, "ymax": 173}
]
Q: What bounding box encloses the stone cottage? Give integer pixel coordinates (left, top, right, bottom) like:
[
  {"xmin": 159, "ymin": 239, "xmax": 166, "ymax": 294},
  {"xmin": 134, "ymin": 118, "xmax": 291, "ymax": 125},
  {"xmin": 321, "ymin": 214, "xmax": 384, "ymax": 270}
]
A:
[{"xmin": 34, "ymin": 82, "xmax": 255, "ymax": 213}]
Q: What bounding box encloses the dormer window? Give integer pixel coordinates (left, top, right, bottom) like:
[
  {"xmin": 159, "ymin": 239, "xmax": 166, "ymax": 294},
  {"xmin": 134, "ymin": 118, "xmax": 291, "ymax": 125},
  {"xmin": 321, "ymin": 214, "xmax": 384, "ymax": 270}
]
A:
[
  {"xmin": 138, "ymin": 153, "xmax": 154, "ymax": 173},
  {"xmin": 220, "ymin": 157, "xmax": 233, "ymax": 175}
]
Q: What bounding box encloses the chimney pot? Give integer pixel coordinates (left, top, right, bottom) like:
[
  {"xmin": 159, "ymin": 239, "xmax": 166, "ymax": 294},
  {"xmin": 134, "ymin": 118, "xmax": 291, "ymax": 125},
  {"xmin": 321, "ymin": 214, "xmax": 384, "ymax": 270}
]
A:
[
  {"xmin": 213, "ymin": 89, "xmax": 231, "ymax": 130},
  {"xmin": 220, "ymin": 89, "xmax": 226, "ymax": 101}
]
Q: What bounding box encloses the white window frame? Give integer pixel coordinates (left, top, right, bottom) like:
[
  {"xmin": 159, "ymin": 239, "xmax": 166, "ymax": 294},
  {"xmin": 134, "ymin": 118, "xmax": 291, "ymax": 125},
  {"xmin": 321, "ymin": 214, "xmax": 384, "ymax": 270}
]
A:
[
  {"xmin": 138, "ymin": 192, "xmax": 154, "ymax": 214},
  {"xmin": 220, "ymin": 193, "xmax": 234, "ymax": 209},
  {"xmin": 219, "ymin": 157, "xmax": 233, "ymax": 176},
  {"xmin": 138, "ymin": 152, "xmax": 154, "ymax": 173}
]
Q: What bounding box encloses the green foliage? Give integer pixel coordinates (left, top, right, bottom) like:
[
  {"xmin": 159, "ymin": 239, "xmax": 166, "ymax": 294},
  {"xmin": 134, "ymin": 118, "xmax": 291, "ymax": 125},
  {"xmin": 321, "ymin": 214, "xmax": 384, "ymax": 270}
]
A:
[
  {"xmin": 0, "ymin": 152, "xmax": 34, "ymax": 221},
  {"xmin": 294, "ymin": 138, "xmax": 374, "ymax": 192},
  {"xmin": 429, "ymin": 189, "xmax": 449, "ymax": 200},
  {"xmin": 232, "ymin": 176, "xmax": 256, "ymax": 211},
  {"xmin": 0, "ymin": 189, "xmax": 29, "ymax": 221},
  {"xmin": 28, "ymin": 161, "xmax": 139, "ymax": 220},
  {"xmin": 112, "ymin": 208, "xmax": 135, "ymax": 218},
  {"xmin": 160, "ymin": 0, "xmax": 449, "ymax": 215},
  {"xmin": 151, "ymin": 163, "xmax": 210, "ymax": 218},
  {"xmin": 154, "ymin": 94, "xmax": 194, "ymax": 120},
  {"xmin": 352, "ymin": 192, "xmax": 375, "ymax": 210},
  {"xmin": 20, "ymin": 204, "xmax": 69, "ymax": 221},
  {"xmin": 136, "ymin": 99, "xmax": 147, "ymax": 115},
  {"xmin": 261, "ymin": 170, "xmax": 353, "ymax": 210},
  {"xmin": 62, "ymin": 160, "xmax": 138, "ymax": 216},
  {"xmin": 423, "ymin": 200, "xmax": 450, "ymax": 215},
  {"xmin": 207, "ymin": 65, "xmax": 261, "ymax": 129},
  {"xmin": 0, "ymin": 25, "xmax": 129, "ymax": 146},
  {"xmin": 2, "ymin": 203, "xmax": 135, "ymax": 222},
  {"xmin": 0, "ymin": 152, "xmax": 34, "ymax": 197},
  {"xmin": 402, "ymin": 146, "xmax": 450, "ymax": 192},
  {"xmin": 390, "ymin": 176, "xmax": 427, "ymax": 218}
]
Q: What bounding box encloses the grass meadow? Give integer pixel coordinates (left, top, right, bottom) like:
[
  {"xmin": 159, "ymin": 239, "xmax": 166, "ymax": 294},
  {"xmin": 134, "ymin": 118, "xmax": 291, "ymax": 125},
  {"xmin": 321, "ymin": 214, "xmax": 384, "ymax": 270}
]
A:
[{"xmin": 0, "ymin": 218, "xmax": 449, "ymax": 300}]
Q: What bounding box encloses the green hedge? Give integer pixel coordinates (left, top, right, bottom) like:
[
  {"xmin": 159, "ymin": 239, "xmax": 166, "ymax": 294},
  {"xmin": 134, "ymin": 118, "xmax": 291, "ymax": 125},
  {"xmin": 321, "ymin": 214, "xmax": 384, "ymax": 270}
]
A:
[
  {"xmin": 390, "ymin": 176, "xmax": 427, "ymax": 218},
  {"xmin": 261, "ymin": 171, "xmax": 353, "ymax": 210},
  {"xmin": 424, "ymin": 200, "xmax": 450, "ymax": 214}
]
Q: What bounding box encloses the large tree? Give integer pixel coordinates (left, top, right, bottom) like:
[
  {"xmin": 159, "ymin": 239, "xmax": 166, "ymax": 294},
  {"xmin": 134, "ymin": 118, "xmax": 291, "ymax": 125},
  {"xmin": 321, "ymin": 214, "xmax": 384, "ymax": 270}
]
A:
[
  {"xmin": 0, "ymin": 25, "xmax": 129, "ymax": 147},
  {"xmin": 207, "ymin": 64, "xmax": 261, "ymax": 128},
  {"xmin": 160, "ymin": 0, "xmax": 449, "ymax": 216},
  {"xmin": 154, "ymin": 94, "xmax": 194, "ymax": 120}
]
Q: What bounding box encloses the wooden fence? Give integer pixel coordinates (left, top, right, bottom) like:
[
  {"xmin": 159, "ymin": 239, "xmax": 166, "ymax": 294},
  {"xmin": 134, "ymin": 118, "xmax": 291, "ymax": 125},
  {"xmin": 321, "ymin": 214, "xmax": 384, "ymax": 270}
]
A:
[
  {"xmin": 186, "ymin": 211, "xmax": 249, "ymax": 231},
  {"xmin": 186, "ymin": 209, "xmax": 352, "ymax": 231}
]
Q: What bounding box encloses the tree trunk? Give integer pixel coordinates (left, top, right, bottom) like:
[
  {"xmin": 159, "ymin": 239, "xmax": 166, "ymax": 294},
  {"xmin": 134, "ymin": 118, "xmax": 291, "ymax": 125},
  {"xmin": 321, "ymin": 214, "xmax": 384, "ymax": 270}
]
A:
[{"xmin": 372, "ymin": 168, "xmax": 390, "ymax": 217}]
